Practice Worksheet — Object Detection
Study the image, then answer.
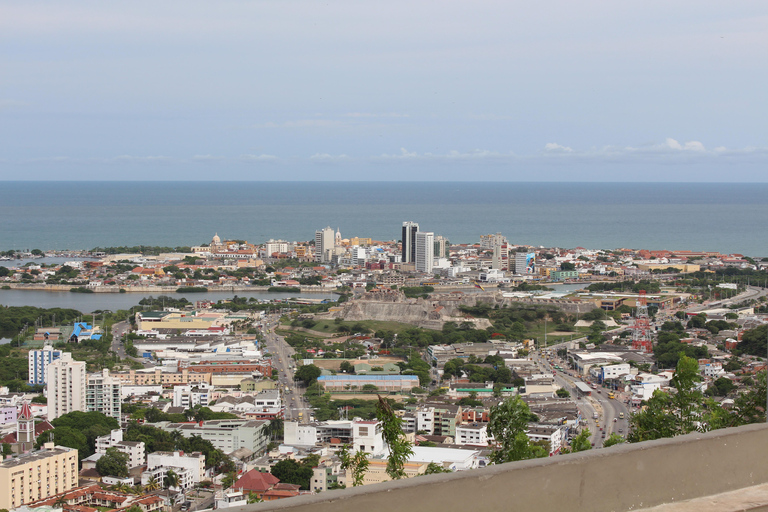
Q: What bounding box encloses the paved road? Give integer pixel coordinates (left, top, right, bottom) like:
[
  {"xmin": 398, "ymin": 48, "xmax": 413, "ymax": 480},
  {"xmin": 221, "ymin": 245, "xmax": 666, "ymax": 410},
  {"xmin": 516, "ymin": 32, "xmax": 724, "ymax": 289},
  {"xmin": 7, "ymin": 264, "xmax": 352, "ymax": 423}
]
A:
[
  {"xmin": 532, "ymin": 352, "xmax": 630, "ymax": 448},
  {"xmin": 259, "ymin": 314, "xmax": 310, "ymax": 421}
]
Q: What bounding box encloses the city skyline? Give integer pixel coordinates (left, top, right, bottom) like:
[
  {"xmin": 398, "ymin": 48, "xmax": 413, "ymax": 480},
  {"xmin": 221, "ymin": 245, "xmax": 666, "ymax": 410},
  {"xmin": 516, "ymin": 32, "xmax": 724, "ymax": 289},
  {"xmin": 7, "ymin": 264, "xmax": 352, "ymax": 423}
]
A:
[{"xmin": 1, "ymin": 1, "xmax": 766, "ymax": 181}]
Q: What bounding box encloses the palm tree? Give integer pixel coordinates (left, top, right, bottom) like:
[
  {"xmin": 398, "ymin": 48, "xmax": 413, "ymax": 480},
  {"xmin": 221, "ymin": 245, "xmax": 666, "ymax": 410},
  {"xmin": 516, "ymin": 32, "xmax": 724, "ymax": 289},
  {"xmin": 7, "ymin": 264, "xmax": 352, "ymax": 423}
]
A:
[
  {"xmin": 164, "ymin": 469, "xmax": 180, "ymax": 490},
  {"xmin": 54, "ymin": 496, "xmax": 68, "ymax": 509},
  {"xmin": 133, "ymin": 484, "xmax": 144, "ymax": 495},
  {"xmin": 247, "ymin": 492, "xmax": 262, "ymax": 504},
  {"xmin": 144, "ymin": 476, "xmax": 160, "ymax": 492}
]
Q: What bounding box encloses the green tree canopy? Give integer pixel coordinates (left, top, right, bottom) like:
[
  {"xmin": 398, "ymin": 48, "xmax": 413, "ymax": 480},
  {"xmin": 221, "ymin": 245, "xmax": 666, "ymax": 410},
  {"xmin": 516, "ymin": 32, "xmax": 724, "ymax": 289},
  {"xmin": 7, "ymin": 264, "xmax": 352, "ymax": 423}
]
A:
[
  {"xmin": 488, "ymin": 395, "xmax": 546, "ymax": 463},
  {"xmin": 96, "ymin": 447, "xmax": 129, "ymax": 477}
]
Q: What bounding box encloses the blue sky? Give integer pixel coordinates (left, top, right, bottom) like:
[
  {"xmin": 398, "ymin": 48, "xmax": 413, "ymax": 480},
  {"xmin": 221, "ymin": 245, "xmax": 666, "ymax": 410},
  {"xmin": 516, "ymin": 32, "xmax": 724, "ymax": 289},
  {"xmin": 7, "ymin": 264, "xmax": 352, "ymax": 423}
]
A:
[{"xmin": 1, "ymin": 1, "xmax": 766, "ymax": 181}]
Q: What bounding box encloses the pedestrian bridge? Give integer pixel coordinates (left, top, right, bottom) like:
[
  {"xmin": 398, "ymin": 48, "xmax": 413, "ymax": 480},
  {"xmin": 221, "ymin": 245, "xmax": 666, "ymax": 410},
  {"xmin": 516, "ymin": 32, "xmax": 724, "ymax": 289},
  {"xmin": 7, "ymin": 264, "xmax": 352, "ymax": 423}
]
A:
[{"xmin": 233, "ymin": 423, "xmax": 768, "ymax": 512}]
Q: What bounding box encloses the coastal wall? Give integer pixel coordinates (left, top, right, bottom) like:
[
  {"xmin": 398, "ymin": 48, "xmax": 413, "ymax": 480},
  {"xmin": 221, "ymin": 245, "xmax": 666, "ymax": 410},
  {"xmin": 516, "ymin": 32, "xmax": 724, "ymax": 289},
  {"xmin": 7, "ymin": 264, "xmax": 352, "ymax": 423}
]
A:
[
  {"xmin": 230, "ymin": 423, "xmax": 768, "ymax": 512},
  {"xmin": 4, "ymin": 283, "xmax": 335, "ymax": 294}
]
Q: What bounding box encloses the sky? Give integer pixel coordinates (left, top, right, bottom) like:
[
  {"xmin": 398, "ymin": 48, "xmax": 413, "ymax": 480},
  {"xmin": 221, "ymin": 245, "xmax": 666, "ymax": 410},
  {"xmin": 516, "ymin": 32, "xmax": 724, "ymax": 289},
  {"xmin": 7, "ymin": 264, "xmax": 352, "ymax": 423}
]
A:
[{"xmin": 1, "ymin": 1, "xmax": 766, "ymax": 181}]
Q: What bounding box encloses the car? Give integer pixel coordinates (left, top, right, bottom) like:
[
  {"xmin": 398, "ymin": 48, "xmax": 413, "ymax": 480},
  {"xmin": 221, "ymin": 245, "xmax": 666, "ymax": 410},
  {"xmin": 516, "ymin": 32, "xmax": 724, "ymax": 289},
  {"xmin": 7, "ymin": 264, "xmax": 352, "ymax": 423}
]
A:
[{"xmin": 614, "ymin": 418, "xmax": 618, "ymax": 422}]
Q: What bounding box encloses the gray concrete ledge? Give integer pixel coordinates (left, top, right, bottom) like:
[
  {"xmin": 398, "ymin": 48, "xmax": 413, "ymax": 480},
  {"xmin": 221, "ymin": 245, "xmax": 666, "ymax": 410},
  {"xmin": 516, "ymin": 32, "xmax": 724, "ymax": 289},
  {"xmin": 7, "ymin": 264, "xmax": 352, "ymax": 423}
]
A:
[{"xmin": 233, "ymin": 423, "xmax": 768, "ymax": 512}]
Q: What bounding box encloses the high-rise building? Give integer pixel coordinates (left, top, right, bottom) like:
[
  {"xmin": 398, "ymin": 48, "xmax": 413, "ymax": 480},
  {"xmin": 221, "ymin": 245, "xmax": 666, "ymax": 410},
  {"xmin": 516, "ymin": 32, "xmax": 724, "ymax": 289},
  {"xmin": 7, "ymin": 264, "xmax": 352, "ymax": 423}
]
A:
[
  {"xmin": 492, "ymin": 243, "xmax": 509, "ymax": 270},
  {"xmin": 433, "ymin": 235, "xmax": 450, "ymax": 259},
  {"xmin": 415, "ymin": 231, "xmax": 434, "ymax": 273},
  {"xmin": 46, "ymin": 353, "xmax": 86, "ymax": 421},
  {"xmin": 402, "ymin": 221, "xmax": 419, "ymax": 263},
  {"xmin": 0, "ymin": 444, "xmax": 79, "ymax": 509},
  {"xmin": 28, "ymin": 345, "xmax": 63, "ymax": 385},
  {"xmin": 315, "ymin": 226, "xmax": 335, "ymax": 263},
  {"xmin": 514, "ymin": 252, "xmax": 536, "ymax": 274},
  {"xmin": 480, "ymin": 233, "xmax": 507, "ymax": 249},
  {"xmin": 86, "ymin": 369, "xmax": 122, "ymax": 420}
]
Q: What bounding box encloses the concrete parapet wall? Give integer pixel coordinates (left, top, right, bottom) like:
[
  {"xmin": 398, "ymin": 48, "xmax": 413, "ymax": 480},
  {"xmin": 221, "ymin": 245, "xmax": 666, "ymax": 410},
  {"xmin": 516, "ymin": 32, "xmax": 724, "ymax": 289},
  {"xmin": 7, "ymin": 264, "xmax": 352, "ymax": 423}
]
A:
[{"xmin": 236, "ymin": 423, "xmax": 768, "ymax": 512}]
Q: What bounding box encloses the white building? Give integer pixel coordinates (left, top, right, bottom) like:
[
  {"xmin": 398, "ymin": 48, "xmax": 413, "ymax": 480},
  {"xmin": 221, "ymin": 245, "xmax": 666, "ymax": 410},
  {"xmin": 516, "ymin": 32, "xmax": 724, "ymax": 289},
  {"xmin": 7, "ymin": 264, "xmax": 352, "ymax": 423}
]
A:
[
  {"xmin": 142, "ymin": 465, "xmax": 195, "ymax": 491},
  {"xmin": 629, "ymin": 372, "xmax": 671, "ymax": 402},
  {"xmin": 28, "ymin": 345, "xmax": 63, "ymax": 385},
  {"xmin": 87, "ymin": 369, "xmax": 122, "ymax": 420},
  {"xmin": 415, "ymin": 231, "xmax": 434, "ymax": 273},
  {"xmin": 215, "ymin": 491, "xmax": 248, "ymax": 509},
  {"xmin": 264, "ymin": 239, "xmax": 290, "ymax": 257},
  {"xmin": 315, "ymin": 226, "xmax": 335, "ymax": 263},
  {"xmin": 700, "ymin": 362, "xmax": 725, "ymax": 379},
  {"xmin": 172, "ymin": 383, "xmax": 212, "ymax": 409},
  {"xmin": 284, "ymin": 419, "xmax": 385, "ymax": 456},
  {"xmin": 407, "ymin": 446, "xmax": 481, "ymax": 471},
  {"xmin": 96, "ymin": 429, "xmax": 146, "ymax": 468},
  {"xmin": 46, "ymin": 353, "xmax": 86, "ymax": 421},
  {"xmin": 159, "ymin": 419, "xmax": 269, "ymax": 454},
  {"xmin": 455, "ymin": 424, "xmax": 489, "ymax": 447},
  {"xmin": 601, "ymin": 363, "xmax": 631, "ymax": 381},
  {"xmin": 526, "ymin": 425, "xmax": 566, "ymax": 455},
  {"xmin": 144, "ymin": 450, "xmax": 206, "ymax": 487}
]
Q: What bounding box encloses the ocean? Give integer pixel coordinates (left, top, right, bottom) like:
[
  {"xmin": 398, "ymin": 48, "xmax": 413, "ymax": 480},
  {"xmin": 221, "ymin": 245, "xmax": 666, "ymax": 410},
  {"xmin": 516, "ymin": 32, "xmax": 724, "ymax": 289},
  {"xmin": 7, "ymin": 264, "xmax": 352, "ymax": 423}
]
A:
[{"xmin": 1, "ymin": 181, "xmax": 766, "ymax": 256}]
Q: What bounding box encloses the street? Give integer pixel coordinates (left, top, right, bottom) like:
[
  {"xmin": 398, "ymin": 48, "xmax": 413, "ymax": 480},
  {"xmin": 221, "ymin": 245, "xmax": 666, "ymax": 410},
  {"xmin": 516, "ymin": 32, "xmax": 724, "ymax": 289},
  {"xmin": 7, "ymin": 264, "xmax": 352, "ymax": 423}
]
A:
[{"xmin": 259, "ymin": 314, "xmax": 311, "ymax": 421}]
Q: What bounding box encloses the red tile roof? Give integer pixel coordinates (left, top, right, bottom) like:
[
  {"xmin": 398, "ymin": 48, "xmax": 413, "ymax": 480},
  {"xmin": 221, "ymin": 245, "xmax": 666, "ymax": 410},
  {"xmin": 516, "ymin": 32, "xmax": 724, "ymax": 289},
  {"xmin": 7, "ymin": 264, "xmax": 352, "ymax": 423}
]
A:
[{"xmin": 232, "ymin": 468, "xmax": 280, "ymax": 492}]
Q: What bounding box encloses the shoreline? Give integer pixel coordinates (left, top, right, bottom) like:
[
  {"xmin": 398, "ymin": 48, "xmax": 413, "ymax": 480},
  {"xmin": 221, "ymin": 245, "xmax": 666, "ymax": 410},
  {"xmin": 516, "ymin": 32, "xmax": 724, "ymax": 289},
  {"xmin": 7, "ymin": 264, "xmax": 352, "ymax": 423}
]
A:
[{"xmin": 1, "ymin": 283, "xmax": 338, "ymax": 294}]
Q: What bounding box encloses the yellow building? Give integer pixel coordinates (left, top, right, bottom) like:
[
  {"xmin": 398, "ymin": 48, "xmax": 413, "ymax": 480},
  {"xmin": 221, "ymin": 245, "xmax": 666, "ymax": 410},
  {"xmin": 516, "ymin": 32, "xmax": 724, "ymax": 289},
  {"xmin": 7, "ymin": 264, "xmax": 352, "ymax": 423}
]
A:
[
  {"xmin": 349, "ymin": 459, "xmax": 428, "ymax": 485},
  {"xmin": 0, "ymin": 444, "xmax": 79, "ymax": 510},
  {"xmin": 135, "ymin": 310, "xmax": 226, "ymax": 330},
  {"xmin": 637, "ymin": 263, "xmax": 700, "ymax": 273},
  {"xmin": 112, "ymin": 368, "xmax": 210, "ymax": 386}
]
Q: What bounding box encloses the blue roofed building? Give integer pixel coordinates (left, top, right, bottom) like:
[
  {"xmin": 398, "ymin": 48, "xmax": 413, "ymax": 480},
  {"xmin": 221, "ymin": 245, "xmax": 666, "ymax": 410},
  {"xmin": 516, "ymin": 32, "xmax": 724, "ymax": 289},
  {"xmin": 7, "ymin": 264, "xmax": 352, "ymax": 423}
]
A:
[{"xmin": 317, "ymin": 374, "xmax": 419, "ymax": 393}]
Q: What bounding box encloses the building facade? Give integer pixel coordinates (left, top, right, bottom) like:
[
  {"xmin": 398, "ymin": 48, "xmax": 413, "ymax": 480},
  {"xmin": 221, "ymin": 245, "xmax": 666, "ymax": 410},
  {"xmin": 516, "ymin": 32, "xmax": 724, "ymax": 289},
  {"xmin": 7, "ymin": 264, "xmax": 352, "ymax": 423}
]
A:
[
  {"xmin": 415, "ymin": 231, "xmax": 434, "ymax": 273},
  {"xmin": 46, "ymin": 353, "xmax": 86, "ymax": 421},
  {"xmin": 0, "ymin": 445, "xmax": 79, "ymax": 510},
  {"xmin": 402, "ymin": 221, "xmax": 419, "ymax": 263},
  {"xmin": 315, "ymin": 226, "xmax": 335, "ymax": 263},
  {"xmin": 28, "ymin": 345, "xmax": 63, "ymax": 385},
  {"xmin": 86, "ymin": 369, "xmax": 122, "ymax": 420}
]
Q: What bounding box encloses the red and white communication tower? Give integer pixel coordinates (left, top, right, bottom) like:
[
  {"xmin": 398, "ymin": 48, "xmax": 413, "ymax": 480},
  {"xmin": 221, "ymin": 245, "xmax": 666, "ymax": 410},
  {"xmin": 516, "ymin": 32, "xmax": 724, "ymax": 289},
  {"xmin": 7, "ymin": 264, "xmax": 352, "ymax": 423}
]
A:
[{"xmin": 631, "ymin": 290, "xmax": 653, "ymax": 352}]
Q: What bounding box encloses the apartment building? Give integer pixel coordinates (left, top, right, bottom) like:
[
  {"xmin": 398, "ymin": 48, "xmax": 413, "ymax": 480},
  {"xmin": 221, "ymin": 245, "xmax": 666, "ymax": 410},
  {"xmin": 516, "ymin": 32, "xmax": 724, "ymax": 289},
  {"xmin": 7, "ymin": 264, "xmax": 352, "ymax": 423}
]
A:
[
  {"xmin": 86, "ymin": 369, "xmax": 122, "ymax": 420},
  {"xmin": 95, "ymin": 429, "xmax": 146, "ymax": 468},
  {"xmin": 28, "ymin": 345, "xmax": 63, "ymax": 385},
  {"xmin": 0, "ymin": 444, "xmax": 79, "ymax": 509},
  {"xmin": 46, "ymin": 353, "xmax": 86, "ymax": 421}
]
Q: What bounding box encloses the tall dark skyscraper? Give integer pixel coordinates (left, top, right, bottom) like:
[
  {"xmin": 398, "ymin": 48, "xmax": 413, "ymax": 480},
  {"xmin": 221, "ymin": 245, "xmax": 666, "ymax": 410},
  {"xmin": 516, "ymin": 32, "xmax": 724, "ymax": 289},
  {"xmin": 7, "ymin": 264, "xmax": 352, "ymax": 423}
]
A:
[{"xmin": 402, "ymin": 221, "xmax": 419, "ymax": 263}]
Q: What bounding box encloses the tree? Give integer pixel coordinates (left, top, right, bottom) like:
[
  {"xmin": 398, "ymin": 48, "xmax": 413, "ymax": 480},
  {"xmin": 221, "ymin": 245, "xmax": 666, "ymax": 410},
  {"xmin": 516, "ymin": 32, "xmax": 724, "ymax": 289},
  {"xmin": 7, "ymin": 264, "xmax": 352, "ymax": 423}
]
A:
[
  {"xmin": 339, "ymin": 445, "xmax": 370, "ymax": 487},
  {"xmin": 96, "ymin": 447, "xmax": 129, "ymax": 478},
  {"xmin": 270, "ymin": 459, "xmax": 313, "ymax": 490},
  {"xmin": 294, "ymin": 364, "xmax": 322, "ymax": 386},
  {"xmin": 144, "ymin": 476, "xmax": 160, "ymax": 491},
  {"xmin": 563, "ymin": 429, "xmax": 591, "ymax": 453},
  {"xmin": 555, "ymin": 388, "xmax": 570, "ymax": 398},
  {"xmin": 423, "ymin": 462, "xmax": 452, "ymax": 474},
  {"xmin": 339, "ymin": 361, "xmax": 355, "ymax": 374},
  {"xmin": 221, "ymin": 471, "xmax": 237, "ymax": 489},
  {"xmin": 36, "ymin": 427, "xmax": 89, "ymax": 458},
  {"xmin": 488, "ymin": 395, "xmax": 545, "ymax": 463},
  {"xmin": 628, "ymin": 355, "xmax": 703, "ymax": 442},
  {"xmin": 2, "ymin": 443, "xmax": 12, "ymax": 457},
  {"xmin": 602, "ymin": 433, "xmax": 626, "ymax": 448},
  {"xmin": 164, "ymin": 469, "xmax": 180, "ymax": 490},
  {"xmin": 376, "ymin": 395, "xmax": 413, "ymax": 480}
]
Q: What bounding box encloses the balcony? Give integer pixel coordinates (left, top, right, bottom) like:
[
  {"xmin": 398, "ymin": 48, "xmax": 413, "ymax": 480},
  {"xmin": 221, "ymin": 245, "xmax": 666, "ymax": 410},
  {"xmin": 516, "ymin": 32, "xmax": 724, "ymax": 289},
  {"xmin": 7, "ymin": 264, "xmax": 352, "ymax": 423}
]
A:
[{"xmin": 244, "ymin": 423, "xmax": 768, "ymax": 512}]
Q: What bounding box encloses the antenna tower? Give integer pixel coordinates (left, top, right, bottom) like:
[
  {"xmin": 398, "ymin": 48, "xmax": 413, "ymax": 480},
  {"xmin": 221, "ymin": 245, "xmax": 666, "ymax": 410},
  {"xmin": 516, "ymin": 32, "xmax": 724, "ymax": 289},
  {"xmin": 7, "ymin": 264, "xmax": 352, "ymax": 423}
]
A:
[{"xmin": 631, "ymin": 290, "xmax": 653, "ymax": 352}]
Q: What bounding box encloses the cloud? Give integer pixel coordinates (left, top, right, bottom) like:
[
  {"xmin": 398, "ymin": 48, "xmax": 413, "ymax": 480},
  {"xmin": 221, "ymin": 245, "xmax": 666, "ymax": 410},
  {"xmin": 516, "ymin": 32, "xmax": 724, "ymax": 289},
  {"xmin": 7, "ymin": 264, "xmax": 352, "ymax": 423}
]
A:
[
  {"xmin": 543, "ymin": 142, "xmax": 573, "ymax": 153},
  {"xmin": 192, "ymin": 155, "xmax": 225, "ymax": 162},
  {"xmin": 239, "ymin": 154, "xmax": 278, "ymax": 162},
  {"xmin": 255, "ymin": 120, "xmax": 344, "ymax": 129},
  {"xmin": 310, "ymin": 153, "xmax": 351, "ymax": 162},
  {"xmin": 342, "ymin": 112, "xmax": 409, "ymax": 118}
]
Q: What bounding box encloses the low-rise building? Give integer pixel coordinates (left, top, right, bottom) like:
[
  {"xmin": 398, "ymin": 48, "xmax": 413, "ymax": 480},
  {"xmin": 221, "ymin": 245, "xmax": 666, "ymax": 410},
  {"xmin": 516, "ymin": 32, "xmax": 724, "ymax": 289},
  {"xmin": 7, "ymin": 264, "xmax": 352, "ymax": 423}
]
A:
[
  {"xmin": 143, "ymin": 450, "xmax": 206, "ymax": 488},
  {"xmin": 157, "ymin": 419, "xmax": 269, "ymax": 455},
  {"xmin": 95, "ymin": 429, "xmax": 146, "ymax": 468}
]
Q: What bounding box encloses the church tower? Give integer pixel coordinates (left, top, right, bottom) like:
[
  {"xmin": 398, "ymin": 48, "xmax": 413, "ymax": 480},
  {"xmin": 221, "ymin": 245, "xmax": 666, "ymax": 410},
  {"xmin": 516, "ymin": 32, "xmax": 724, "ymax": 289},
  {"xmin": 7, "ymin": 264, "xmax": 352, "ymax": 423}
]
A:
[{"xmin": 17, "ymin": 401, "xmax": 35, "ymax": 450}]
